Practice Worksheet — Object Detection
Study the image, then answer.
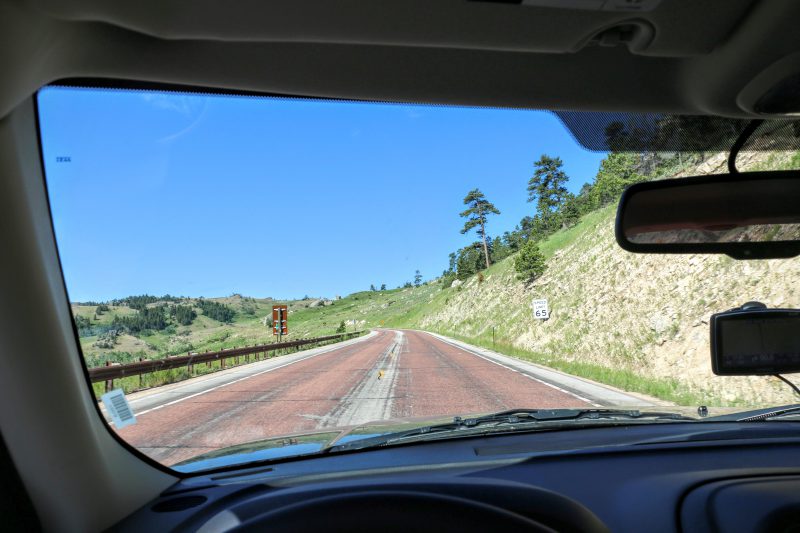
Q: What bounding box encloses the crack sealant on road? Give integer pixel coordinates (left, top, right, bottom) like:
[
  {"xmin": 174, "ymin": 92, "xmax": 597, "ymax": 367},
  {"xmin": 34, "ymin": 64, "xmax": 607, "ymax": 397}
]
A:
[{"xmin": 316, "ymin": 331, "xmax": 405, "ymax": 428}]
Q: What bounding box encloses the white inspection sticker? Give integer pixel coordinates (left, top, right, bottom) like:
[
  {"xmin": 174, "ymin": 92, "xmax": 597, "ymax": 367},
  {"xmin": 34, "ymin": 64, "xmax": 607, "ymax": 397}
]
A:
[{"xmin": 101, "ymin": 388, "xmax": 137, "ymax": 429}]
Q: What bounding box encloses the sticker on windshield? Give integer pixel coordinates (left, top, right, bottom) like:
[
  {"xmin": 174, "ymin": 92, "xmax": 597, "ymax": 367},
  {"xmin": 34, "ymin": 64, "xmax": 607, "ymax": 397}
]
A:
[{"xmin": 101, "ymin": 389, "xmax": 137, "ymax": 429}]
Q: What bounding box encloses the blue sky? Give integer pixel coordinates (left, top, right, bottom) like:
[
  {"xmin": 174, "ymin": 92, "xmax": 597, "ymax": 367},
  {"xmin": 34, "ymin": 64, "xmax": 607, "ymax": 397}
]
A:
[{"xmin": 38, "ymin": 87, "xmax": 605, "ymax": 301}]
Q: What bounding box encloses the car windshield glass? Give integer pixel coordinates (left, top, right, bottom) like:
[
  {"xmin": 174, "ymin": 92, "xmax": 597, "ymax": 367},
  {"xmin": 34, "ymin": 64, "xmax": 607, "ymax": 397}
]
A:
[{"xmin": 37, "ymin": 85, "xmax": 800, "ymax": 473}]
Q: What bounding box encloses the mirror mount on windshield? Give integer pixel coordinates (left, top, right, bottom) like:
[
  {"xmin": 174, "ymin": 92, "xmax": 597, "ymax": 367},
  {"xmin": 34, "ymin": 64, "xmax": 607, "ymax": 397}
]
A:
[
  {"xmin": 727, "ymin": 119, "xmax": 764, "ymax": 174},
  {"xmin": 616, "ymin": 170, "xmax": 800, "ymax": 259}
]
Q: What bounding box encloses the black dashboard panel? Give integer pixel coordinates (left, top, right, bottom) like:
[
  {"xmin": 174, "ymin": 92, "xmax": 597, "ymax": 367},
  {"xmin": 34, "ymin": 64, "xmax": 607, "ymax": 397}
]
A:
[
  {"xmin": 681, "ymin": 475, "xmax": 800, "ymax": 532},
  {"xmin": 112, "ymin": 422, "xmax": 800, "ymax": 533}
]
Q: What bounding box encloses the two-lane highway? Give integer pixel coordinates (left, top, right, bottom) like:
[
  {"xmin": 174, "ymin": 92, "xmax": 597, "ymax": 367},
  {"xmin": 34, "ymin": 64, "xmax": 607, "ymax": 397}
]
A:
[{"xmin": 116, "ymin": 329, "xmax": 648, "ymax": 465}]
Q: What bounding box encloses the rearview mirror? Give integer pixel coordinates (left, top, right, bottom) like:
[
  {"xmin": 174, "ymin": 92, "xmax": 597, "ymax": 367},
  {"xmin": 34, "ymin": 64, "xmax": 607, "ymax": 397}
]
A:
[{"xmin": 615, "ymin": 170, "xmax": 800, "ymax": 259}]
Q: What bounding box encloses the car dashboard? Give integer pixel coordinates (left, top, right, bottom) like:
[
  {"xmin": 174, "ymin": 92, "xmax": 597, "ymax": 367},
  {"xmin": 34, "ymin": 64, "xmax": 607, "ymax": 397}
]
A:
[{"xmin": 113, "ymin": 422, "xmax": 800, "ymax": 532}]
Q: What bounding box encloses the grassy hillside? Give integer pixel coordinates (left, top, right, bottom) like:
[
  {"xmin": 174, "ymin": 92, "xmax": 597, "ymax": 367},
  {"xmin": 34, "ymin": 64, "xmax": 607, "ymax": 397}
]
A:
[
  {"xmin": 410, "ymin": 205, "xmax": 800, "ymax": 407},
  {"xmin": 74, "ymin": 288, "xmax": 445, "ymax": 367},
  {"xmin": 398, "ymin": 151, "xmax": 800, "ymax": 407}
]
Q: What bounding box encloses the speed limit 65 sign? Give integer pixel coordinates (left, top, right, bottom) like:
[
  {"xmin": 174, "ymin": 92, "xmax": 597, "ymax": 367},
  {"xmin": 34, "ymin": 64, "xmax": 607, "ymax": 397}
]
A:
[{"xmin": 532, "ymin": 299, "xmax": 549, "ymax": 320}]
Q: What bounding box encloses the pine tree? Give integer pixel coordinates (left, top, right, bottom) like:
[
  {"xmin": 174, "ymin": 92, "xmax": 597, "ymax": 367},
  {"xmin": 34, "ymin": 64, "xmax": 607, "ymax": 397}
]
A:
[
  {"xmin": 514, "ymin": 240, "xmax": 547, "ymax": 281},
  {"xmin": 460, "ymin": 189, "xmax": 500, "ymax": 269},
  {"xmin": 527, "ymin": 155, "xmax": 570, "ymax": 234}
]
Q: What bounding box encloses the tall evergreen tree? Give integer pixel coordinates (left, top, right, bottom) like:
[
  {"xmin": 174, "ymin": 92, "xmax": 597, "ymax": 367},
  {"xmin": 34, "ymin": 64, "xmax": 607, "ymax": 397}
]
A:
[
  {"xmin": 527, "ymin": 155, "xmax": 570, "ymax": 234},
  {"xmin": 460, "ymin": 188, "xmax": 500, "ymax": 269}
]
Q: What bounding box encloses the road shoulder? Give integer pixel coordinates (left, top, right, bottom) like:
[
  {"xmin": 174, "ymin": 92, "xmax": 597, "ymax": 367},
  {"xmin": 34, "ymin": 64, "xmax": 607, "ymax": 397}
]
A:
[{"xmin": 420, "ymin": 331, "xmax": 669, "ymax": 407}]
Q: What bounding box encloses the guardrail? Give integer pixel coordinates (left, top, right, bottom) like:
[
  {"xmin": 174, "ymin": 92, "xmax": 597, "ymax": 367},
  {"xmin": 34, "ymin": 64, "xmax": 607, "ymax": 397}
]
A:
[{"xmin": 88, "ymin": 331, "xmax": 364, "ymax": 391}]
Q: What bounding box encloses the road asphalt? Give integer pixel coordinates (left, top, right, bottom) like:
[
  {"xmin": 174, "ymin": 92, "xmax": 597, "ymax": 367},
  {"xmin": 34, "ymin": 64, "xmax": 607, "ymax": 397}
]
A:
[{"xmin": 114, "ymin": 329, "xmax": 649, "ymax": 465}]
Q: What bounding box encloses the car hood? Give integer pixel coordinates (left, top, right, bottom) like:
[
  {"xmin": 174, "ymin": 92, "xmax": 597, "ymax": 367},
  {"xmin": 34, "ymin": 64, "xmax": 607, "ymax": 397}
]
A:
[
  {"xmin": 172, "ymin": 405, "xmax": 744, "ymax": 473},
  {"xmin": 172, "ymin": 415, "xmax": 456, "ymax": 472}
]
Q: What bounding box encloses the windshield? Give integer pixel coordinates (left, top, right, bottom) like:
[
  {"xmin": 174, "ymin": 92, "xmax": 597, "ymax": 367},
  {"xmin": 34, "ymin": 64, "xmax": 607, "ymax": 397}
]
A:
[{"xmin": 37, "ymin": 86, "xmax": 800, "ymax": 472}]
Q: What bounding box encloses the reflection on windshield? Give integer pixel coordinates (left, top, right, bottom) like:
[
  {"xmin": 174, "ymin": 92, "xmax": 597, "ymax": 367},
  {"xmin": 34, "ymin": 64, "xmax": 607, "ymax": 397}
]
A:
[
  {"xmin": 629, "ymin": 223, "xmax": 800, "ymax": 244},
  {"xmin": 37, "ymin": 86, "xmax": 800, "ymax": 470}
]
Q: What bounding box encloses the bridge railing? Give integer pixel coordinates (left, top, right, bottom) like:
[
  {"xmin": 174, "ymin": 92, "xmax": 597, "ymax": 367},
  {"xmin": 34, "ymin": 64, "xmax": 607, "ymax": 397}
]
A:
[{"xmin": 88, "ymin": 331, "xmax": 365, "ymax": 392}]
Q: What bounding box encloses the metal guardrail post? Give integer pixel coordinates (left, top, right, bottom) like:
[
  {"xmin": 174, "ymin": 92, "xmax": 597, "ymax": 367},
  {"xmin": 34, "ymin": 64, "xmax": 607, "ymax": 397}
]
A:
[{"xmin": 104, "ymin": 360, "xmax": 112, "ymax": 392}]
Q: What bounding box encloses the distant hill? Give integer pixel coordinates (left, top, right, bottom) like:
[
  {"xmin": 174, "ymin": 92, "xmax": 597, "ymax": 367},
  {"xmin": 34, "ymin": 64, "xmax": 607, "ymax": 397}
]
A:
[{"xmin": 72, "ymin": 289, "xmax": 443, "ymax": 367}]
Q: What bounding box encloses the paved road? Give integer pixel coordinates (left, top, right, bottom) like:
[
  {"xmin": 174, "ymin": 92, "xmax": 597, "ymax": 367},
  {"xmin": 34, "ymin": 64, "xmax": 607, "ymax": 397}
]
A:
[{"xmin": 117, "ymin": 329, "xmax": 646, "ymax": 465}]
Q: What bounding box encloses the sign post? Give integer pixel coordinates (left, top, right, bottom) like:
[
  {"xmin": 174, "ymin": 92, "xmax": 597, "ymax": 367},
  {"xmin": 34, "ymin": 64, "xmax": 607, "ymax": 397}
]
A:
[
  {"xmin": 272, "ymin": 305, "xmax": 288, "ymax": 342},
  {"xmin": 532, "ymin": 299, "xmax": 550, "ymax": 320}
]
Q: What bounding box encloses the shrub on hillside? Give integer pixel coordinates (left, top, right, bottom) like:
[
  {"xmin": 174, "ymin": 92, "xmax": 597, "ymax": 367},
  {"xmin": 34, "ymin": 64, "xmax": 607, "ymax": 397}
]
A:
[
  {"xmin": 455, "ymin": 243, "xmax": 485, "ymax": 280},
  {"xmin": 336, "ymin": 321, "xmax": 347, "ymax": 333},
  {"xmin": 111, "ymin": 294, "xmax": 182, "ymax": 310},
  {"xmin": 92, "ymin": 329, "xmax": 120, "ymax": 349},
  {"xmin": 85, "ymin": 351, "xmax": 143, "ymax": 368},
  {"xmin": 514, "ymin": 240, "xmax": 546, "ymax": 281},
  {"xmin": 112, "ymin": 306, "xmax": 168, "ymax": 334},
  {"xmin": 196, "ymin": 300, "xmax": 235, "ymax": 323},
  {"xmin": 440, "ymin": 271, "xmax": 457, "ymax": 287},
  {"xmin": 170, "ymin": 305, "xmax": 197, "ymax": 325},
  {"xmin": 74, "ymin": 315, "xmax": 92, "ymax": 336}
]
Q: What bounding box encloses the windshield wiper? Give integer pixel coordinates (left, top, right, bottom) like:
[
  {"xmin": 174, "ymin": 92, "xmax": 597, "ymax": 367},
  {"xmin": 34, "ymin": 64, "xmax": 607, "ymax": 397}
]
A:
[
  {"xmin": 457, "ymin": 408, "xmax": 693, "ymax": 426},
  {"xmin": 327, "ymin": 408, "xmax": 695, "ymax": 453},
  {"xmin": 737, "ymin": 405, "xmax": 800, "ymax": 422}
]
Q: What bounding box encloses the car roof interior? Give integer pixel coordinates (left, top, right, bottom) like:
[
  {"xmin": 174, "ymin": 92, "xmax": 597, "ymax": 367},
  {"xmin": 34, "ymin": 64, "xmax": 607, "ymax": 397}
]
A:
[
  {"xmin": 3, "ymin": 0, "xmax": 800, "ymax": 117},
  {"xmin": 2, "ymin": 0, "xmax": 800, "ymax": 531}
]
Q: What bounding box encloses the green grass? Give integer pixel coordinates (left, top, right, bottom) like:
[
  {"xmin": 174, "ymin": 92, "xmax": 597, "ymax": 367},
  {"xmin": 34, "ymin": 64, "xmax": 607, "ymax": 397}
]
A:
[
  {"xmin": 748, "ymin": 150, "xmax": 800, "ymax": 172},
  {"xmin": 538, "ymin": 205, "xmax": 615, "ymax": 259}
]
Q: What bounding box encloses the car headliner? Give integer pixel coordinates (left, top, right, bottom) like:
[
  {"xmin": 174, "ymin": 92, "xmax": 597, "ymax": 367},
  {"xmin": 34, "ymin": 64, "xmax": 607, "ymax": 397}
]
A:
[{"xmin": 2, "ymin": 0, "xmax": 800, "ymax": 119}]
